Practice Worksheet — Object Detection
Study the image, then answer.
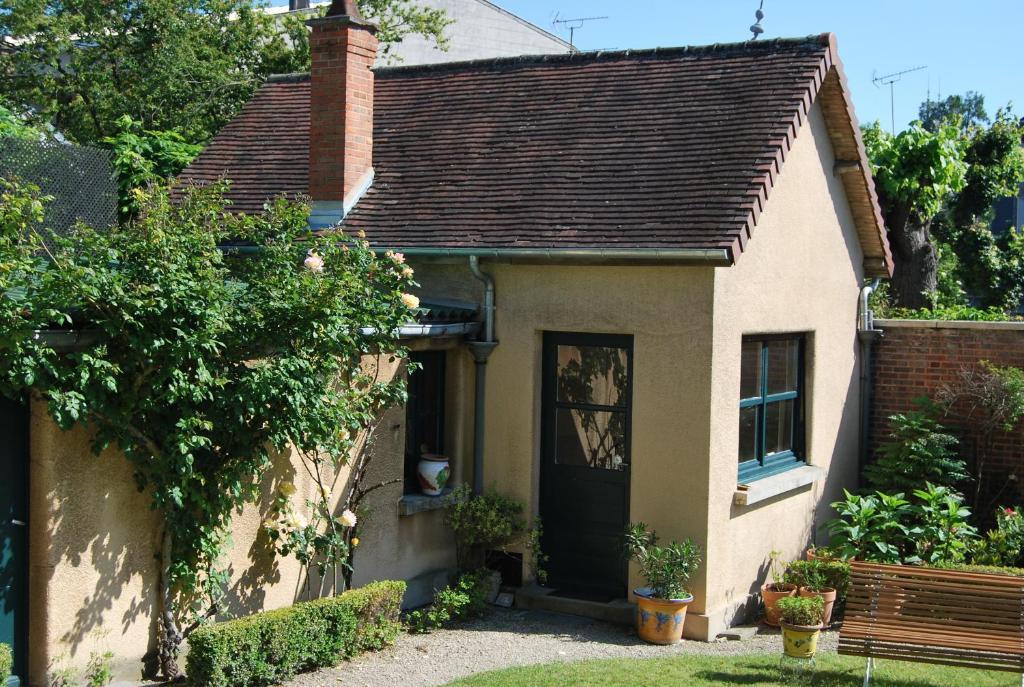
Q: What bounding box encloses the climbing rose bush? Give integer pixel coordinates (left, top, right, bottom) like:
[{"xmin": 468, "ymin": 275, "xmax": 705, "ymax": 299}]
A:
[{"xmin": 0, "ymin": 180, "xmax": 417, "ymax": 678}]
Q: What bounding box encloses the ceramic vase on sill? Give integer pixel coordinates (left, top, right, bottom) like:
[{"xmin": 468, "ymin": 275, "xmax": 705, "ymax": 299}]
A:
[{"xmin": 417, "ymin": 454, "xmax": 450, "ymax": 496}]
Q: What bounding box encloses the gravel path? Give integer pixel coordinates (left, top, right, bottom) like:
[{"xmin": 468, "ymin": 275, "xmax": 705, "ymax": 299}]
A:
[{"xmin": 285, "ymin": 608, "xmax": 839, "ymax": 687}]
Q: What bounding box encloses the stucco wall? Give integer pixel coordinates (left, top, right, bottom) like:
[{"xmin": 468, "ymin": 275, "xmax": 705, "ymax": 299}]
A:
[
  {"xmin": 27, "ymin": 350, "xmax": 465, "ymax": 684},
  {"xmin": 705, "ymin": 101, "xmax": 866, "ymax": 635}
]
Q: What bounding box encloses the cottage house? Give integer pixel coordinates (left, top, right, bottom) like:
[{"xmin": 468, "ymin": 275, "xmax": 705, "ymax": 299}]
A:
[{"xmin": 8, "ymin": 0, "xmax": 892, "ymax": 681}]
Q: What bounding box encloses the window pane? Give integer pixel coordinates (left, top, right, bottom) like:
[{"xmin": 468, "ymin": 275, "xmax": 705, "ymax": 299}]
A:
[
  {"xmin": 555, "ymin": 408, "xmax": 626, "ymax": 470},
  {"xmin": 557, "ymin": 345, "xmax": 629, "ymax": 407},
  {"xmin": 740, "ymin": 341, "xmax": 762, "ymax": 400},
  {"xmin": 739, "ymin": 406, "xmax": 758, "ymax": 463},
  {"xmin": 765, "ymin": 399, "xmax": 795, "ymax": 455},
  {"xmin": 766, "ymin": 339, "xmax": 799, "ymax": 395}
]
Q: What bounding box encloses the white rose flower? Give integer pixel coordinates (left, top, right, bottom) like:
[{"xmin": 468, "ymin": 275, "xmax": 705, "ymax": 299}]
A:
[
  {"xmin": 401, "ymin": 293, "xmax": 420, "ymax": 310},
  {"xmin": 279, "ymin": 481, "xmax": 297, "ymax": 497},
  {"xmin": 304, "ymin": 251, "xmax": 325, "ymax": 273},
  {"xmin": 339, "ymin": 509, "xmax": 358, "ymax": 528}
]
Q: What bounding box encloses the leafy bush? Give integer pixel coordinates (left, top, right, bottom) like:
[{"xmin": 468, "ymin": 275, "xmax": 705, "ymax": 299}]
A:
[
  {"xmin": 0, "ymin": 643, "xmax": 11, "ymax": 684},
  {"xmin": 406, "ymin": 570, "xmax": 492, "ymax": 634},
  {"xmin": 86, "ymin": 651, "xmax": 114, "ymax": 687},
  {"xmin": 864, "ymin": 412, "xmax": 969, "ymax": 493},
  {"xmin": 825, "ymin": 491, "xmax": 915, "ymax": 563},
  {"xmin": 625, "ymin": 523, "xmax": 702, "ymax": 600},
  {"xmin": 783, "ymin": 560, "xmax": 850, "ymax": 599},
  {"xmin": 937, "ymin": 562, "xmax": 1024, "ymax": 577},
  {"xmin": 186, "ymin": 580, "xmax": 405, "ymax": 687},
  {"xmin": 776, "ymin": 595, "xmax": 824, "ymax": 628},
  {"xmin": 911, "ymin": 484, "xmax": 977, "ymax": 564},
  {"xmin": 446, "ymin": 486, "xmax": 526, "ymax": 570},
  {"xmin": 880, "ymin": 305, "xmax": 1021, "ymax": 321},
  {"xmin": 971, "ymin": 506, "xmax": 1024, "ymax": 567}
]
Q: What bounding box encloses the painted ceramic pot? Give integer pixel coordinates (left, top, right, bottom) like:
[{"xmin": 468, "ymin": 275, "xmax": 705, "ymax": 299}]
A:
[
  {"xmin": 781, "ymin": 623, "xmax": 821, "ymax": 658},
  {"xmin": 417, "ymin": 454, "xmax": 450, "ymax": 496},
  {"xmin": 634, "ymin": 588, "xmax": 693, "ymax": 645},
  {"xmin": 799, "ymin": 586, "xmax": 838, "ymax": 626},
  {"xmin": 761, "ymin": 583, "xmax": 797, "ymax": 626}
]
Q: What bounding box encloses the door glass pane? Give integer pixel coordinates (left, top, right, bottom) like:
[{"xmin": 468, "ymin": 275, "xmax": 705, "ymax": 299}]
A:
[
  {"xmin": 739, "ymin": 406, "xmax": 758, "ymax": 463},
  {"xmin": 557, "ymin": 345, "xmax": 628, "ymax": 407},
  {"xmin": 765, "ymin": 399, "xmax": 794, "ymax": 455},
  {"xmin": 555, "ymin": 408, "xmax": 626, "ymax": 470},
  {"xmin": 740, "ymin": 341, "xmax": 762, "ymax": 400},
  {"xmin": 766, "ymin": 339, "xmax": 799, "ymax": 395}
]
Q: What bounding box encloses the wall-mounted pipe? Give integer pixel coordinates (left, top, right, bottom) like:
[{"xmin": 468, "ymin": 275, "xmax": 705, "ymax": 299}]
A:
[
  {"xmin": 468, "ymin": 256, "xmax": 498, "ymax": 494},
  {"xmin": 857, "ymin": 278, "xmax": 883, "ymax": 479}
]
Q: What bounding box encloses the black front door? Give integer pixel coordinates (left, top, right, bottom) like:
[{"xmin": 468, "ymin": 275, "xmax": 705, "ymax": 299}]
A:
[
  {"xmin": 0, "ymin": 397, "xmax": 28, "ymax": 685},
  {"xmin": 540, "ymin": 332, "xmax": 632, "ymax": 598}
]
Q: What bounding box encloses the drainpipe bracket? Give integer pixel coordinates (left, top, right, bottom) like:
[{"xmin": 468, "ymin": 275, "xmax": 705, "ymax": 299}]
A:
[
  {"xmin": 857, "ymin": 329, "xmax": 883, "ymax": 343},
  {"xmin": 468, "ymin": 340, "xmax": 498, "ymax": 363}
]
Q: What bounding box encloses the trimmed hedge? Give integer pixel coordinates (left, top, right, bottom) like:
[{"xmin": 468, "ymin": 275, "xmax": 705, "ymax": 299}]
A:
[
  {"xmin": 186, "ymin": 580, "xmax": 405, "ymax": 687},
  {"xmin": 937, "ymin": 563, "xmax": 1024, "ymax": 577},
  {"xmin": 0, "ymin": 643, "xmax": 10, "ymax": 684}
]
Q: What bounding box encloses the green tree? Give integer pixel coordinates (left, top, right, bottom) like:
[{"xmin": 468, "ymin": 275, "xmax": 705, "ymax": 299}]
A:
[
  {"xmin": 919, "ymin": 91, "xmax": 989, "ymax": 133},
  {"xmin": 862, "ymin": 120, "xmax": 967, "ymax": 308},
  {"xmin": 0, "ymin": 0, "xmax": 450, "ymax": 145},
  {"xmin": 864, "ymin": 411, "xmax": 969, "ymax": 494},
  {"xmin": 0, "ymin": 179, "xmax": 418, "ymax": 679}
]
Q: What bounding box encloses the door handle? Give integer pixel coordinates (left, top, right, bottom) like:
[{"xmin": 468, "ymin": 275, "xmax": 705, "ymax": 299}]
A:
[{"xmin": 11, "ymin": 519, "xmax": 26, "ymax": 527}]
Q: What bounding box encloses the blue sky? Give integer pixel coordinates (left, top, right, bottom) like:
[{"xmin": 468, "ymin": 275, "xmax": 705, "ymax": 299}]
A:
[{"xmin": 273, "ymin": 1, "xmax": 1023, "ymax": 131}]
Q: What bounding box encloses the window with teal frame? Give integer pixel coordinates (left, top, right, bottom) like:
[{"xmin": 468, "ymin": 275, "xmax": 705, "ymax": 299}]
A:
[{"xmin": 738, "ymin": 335, "xmax": 805, "ymax": 483}]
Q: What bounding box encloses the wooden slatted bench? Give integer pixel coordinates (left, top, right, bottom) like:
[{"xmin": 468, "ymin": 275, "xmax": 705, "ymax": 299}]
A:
[{"xmin": 838, "ymin": 561, "xmax": 1024, "ymax": 686}]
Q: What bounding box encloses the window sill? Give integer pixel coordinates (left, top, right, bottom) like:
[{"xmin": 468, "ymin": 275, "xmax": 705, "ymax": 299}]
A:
[
  {"xmin": 398, "ymin": 487, "xmax": 460, "ymax": 517},
  {"xmin": 734, "ymin": 465, "xmax": 823, "ymax": 506}
]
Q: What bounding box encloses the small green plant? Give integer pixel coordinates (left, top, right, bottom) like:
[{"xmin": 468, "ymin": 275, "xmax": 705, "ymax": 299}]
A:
[
  {"xmin": 624, "ymin": 523, "xmax": 702, "ymax": 600},
  {"xmin": 0, "ymin": 643, "xmax": 11, "ymax": 684},
  {"xmin": 406, "ymin": 570, "xmax": 491, "ymax": 634},
  {"xmin": 85, "ymin": 651, "xmax": 114, "ymax": 687},
  {"xmin": 527, "ymin": 518, "xmax": 549, "ymax": 586},
  {"xmin": 447, "ymin": 486, "xmax": 527, "ymax": 570},
  {"xmin": 784, "ymin": 560, "xmax": 850, "ymax": 599},
  {"xmin": 825, "ymin": 490, "xmax": 915, "ymax": 563},
  {"xmin": 864, "ymin": 411, "xmax": 969, "ymax": 494},
  {"xmin": 776, "ymin": 595, "xmax": 824, "ymax": 628},
  {"xmin": 972, "ymin": 506, "xmax": 1024, "ymax": 567},
  {"xmin": 910, "ymin": 483, "xmax": 977, "ymax": 564}
]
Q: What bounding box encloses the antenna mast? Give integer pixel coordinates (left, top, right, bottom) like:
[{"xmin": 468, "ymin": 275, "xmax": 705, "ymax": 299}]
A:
[
  {"xmin": 872, "ymin": 65, "xmax": 928, "ymax": 133},
  {"xmin": 552, "ymin": 14, "xmax": 608, "ymax": 52}
]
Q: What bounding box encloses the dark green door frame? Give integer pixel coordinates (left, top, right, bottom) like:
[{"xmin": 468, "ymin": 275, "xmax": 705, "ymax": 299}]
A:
[{"xmin": 0, "ymin": 397, "xmax": 28, "ymax": 686}]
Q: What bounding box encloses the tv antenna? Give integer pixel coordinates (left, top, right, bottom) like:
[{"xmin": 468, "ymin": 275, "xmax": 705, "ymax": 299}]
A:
[
  {"xmin": 552, "ymin": 13, "xmax": 608, "ymax": 52},
  {"xmin": 872, "ymin": 65, "xmax": 927, "ymax": 133}
]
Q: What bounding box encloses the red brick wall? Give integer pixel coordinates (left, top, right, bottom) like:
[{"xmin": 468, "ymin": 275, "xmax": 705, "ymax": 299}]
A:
[
  {"xmin": 871, "ymin": 321, "xmax": 1024, "ymax": 510},
  {"xmin": 309, "ymin": 17, "xmax": 378, "ymax": 202}
]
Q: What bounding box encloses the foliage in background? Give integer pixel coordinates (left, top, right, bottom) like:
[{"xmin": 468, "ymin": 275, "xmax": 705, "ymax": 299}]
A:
[
  {"xmin": 406, "ymin": 570, "xmax": 492, "ymax": 634},
  {"xmin": 911, "ymin": 484, "xmax": 977, "ymax": 564},
  {"xmin": 864, "ymin": 411, "xmax": 969, "ymax": 494},
  {"xmin": 446, "ymin": 486, "xmax": 527, "ymax": 571},
  {"xmin": 0, "ymin": 100, "xmax": 43, "ymax": 140},
  {"xmin": 102, "ymin": 116, "xmax": 202, "ymax": 218},
  {"xmin": 85, "ymin": 651, "xmax": 114, "ymax": 687},
  {"xmin": 775, "ymin": 595, "xmax": 824, "ymax": 628},
  {"xmin": 971, "ymin": 507, "xmax": 1024, "ymax": 568},
  {"xmin": 185, "ymin": 580, "xmax": 404, "ymax": 687},
  {"xmin": 624, "ymin": 523, "xmax": 702, "ymax": 600},
  {"xmin": 0, "ymin": 643, "xmax": 10, "ymax": 684},
  {"xmin": 0, "ymin": 181, "xmax": 416, "ymax": 679},
  {"xmin": 934, "ymin": 361, "xmax": 1024, "ymax": 512},
  {"xmin": 0, "ymin": 0, "xmax": 449, "ymax": 146},
  {"xmin": 919, "ymin": 92, "xmax": 989, "ymax": 133}
]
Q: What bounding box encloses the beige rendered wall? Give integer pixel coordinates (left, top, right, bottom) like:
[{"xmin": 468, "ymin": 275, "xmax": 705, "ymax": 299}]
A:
[
  {"xmin": 704, "ymin": 101, "xmax": 866, "ymax": 636},
  {"xmin": 27, "ymin": 350, "xmax": 466, "ymax": 684}
]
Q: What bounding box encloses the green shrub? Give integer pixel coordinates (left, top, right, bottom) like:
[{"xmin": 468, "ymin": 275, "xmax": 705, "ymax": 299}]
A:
[
  {"xmin": 825, "ymin": 491, "xmax": 915, "ymax": 563},
  {"xmin": 937, "ymin": 562, "xmax": 1024, "ymax": 577},
  {"xmin": 776, "ymin": 595, "xmax": 824, "ymax": 627},
  {"xmin": 972, "ymin": 507, "xmax": 1024, "ymax": 567},
  {"xmin": 911, "ymin": 484, "xmax": 977, "ymax": 564},
  {"xmin": 864, "ymin": 412, "xmax": 968, "ymax": 494},
  {"xmin": 447, "ymin": 486, "xmax": 526, "ymax": 570},
  {"xmin": 186, "ymin": 580, "xmax": 405, "ymax": 687},
  {"xmin": 624, "ymin": 523, "xmax": 702, "ymax": 600},
  {"xmin": 0, "ymin": 643, "xmax": 11, "ymax": 684},
  {"xmin": 406, "ymin": 570, "xmax": 492, "ymax": 634},
  {"xmin": 783, "ymin": 560, "xmax": 850, "ymax": 599}
]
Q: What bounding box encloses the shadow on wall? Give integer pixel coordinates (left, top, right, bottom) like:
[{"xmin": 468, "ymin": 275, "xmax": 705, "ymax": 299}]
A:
[{"xmin": 812, "ymin": 353, "xmax": 862, "ymax": 542}]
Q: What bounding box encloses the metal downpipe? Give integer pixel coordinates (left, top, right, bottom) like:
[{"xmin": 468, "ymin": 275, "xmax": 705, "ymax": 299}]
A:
[
  {"xmin": 857, "ymin": 279, "xmax": 882, "ymax": 479},
  {"xmin": 468, "ymin": 256, "xmax": 498, "ymax": 494}
]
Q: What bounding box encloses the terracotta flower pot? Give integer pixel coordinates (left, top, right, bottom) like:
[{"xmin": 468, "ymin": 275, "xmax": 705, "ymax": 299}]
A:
[
  {"xmin": 781, "ymin": 622, "xmax": 822, "ymax": 658},
  {"xmin": 799, "ymin": 586, "xmax": 837, "ymax": 626},
  {"xmin": 416, "ymin": 454, "xmax": 450, "ymax": 496},
  {"xmin": 634, "ymin": 588, "xmax": 693, "ymax": 645},
  {"xmin": 761, "ymin": 583, "xmax": 797, "ymax": 626}
]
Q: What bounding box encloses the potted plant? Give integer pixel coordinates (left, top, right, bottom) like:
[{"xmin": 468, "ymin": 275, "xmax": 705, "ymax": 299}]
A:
[
  {"xmin": 625, "ymin": 523, "xmax": 702, "ymax": 645},
  {"xmin": 761, "ymin": 550, "xmax": 796, "ymax": 627},
  {"xmin": 796, "ymin": 569, "xmax": 837, "ymax": 626},
  {"xmin": 417, "ymin": 453, "xmax": 451, "ymax": 496},
  {"xmin": 784, "ymin": 559, "xmax": 848, "ymax": 626},
  {"xmin": 776, "ymin": 595, "xmax": 825, "ymax": 659}
]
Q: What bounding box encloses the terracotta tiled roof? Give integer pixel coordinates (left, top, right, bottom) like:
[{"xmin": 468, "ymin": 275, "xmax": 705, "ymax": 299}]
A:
[{"xmin": 178, "ymin": 34, "xmax": 892, "ymax": 277}]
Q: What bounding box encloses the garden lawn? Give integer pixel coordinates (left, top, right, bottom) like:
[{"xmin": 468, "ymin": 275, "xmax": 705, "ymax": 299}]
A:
[{"xmin": 441, "ymin": 653, "xmax": 1018, "ymax": 686}]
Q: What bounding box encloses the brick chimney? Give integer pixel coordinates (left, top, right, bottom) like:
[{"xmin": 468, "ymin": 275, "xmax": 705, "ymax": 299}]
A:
[{"xmin": 307, "ymin": 0, "xmax": 378, "ymax": 226}]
